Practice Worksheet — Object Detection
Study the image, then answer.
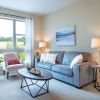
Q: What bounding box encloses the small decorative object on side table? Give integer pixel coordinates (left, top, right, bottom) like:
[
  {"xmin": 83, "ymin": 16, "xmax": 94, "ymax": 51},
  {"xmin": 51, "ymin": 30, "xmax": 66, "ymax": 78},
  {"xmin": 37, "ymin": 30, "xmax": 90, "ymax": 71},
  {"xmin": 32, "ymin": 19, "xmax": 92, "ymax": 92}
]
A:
[{"xmin": 91, "ymin": 65, "xmax": 100, "ymax": 91}]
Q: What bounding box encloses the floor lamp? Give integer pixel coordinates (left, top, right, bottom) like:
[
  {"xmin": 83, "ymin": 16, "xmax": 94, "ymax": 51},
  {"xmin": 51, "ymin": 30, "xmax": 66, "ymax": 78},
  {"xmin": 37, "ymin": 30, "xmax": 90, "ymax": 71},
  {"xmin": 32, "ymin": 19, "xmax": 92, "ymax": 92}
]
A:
[{"xmin": 91, "ymin": 38, "xmax": 100, "ymax": 64}]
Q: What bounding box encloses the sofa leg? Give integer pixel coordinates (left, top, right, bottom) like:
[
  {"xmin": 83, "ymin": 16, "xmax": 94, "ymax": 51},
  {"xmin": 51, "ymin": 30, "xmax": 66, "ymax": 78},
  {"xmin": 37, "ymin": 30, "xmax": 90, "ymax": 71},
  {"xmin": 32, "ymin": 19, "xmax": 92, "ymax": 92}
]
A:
[
  {"xmin": 7, "ymin": 72, "xmax": 9, "ymax": 79},
  {"xmin": 3, "ymin": 70, "xmax": 5, "ymax": 75}
]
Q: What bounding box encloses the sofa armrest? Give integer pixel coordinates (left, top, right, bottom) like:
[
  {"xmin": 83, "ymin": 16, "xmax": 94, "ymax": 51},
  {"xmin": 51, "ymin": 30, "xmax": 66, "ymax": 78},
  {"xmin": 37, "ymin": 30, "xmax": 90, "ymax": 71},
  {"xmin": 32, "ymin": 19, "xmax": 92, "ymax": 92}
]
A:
[{"xmin": 73, "ymin": 61, "xmax": 96, "ymax": 88}]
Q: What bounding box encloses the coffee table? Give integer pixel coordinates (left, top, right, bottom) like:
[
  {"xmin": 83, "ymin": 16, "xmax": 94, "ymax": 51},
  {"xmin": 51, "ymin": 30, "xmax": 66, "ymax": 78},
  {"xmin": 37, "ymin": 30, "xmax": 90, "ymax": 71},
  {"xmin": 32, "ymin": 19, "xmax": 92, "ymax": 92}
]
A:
[{"xmin": 18, "ymin": 68, "xmax": 53, "ymax": 98}]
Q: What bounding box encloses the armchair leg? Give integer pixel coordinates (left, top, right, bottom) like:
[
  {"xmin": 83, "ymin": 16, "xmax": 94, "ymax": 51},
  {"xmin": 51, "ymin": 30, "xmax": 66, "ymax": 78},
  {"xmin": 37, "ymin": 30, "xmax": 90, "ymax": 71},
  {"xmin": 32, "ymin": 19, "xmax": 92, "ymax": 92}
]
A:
[
  {"xmin": 7, "ymin": 72, "xmax": 9, "ymax": 79},
  {"xmin": 3, "ymin": 70, "xmax": 5, "ymax": 75}
]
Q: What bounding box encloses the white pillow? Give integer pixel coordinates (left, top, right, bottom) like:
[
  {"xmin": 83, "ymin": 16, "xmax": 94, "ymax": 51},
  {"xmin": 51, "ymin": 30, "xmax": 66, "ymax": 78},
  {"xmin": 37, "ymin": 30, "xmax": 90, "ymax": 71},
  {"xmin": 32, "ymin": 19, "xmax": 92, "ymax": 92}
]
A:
[
  {"xmin": 40, "ymin": 53, "xmax": 47, "ymax": 62},
  {"xmin": 44, "ymin": 53, "xmax": 57, "ymax": 64},
  {"xmin": 70, "ymin": 54, "xmax": 83, "ymax": 68}
]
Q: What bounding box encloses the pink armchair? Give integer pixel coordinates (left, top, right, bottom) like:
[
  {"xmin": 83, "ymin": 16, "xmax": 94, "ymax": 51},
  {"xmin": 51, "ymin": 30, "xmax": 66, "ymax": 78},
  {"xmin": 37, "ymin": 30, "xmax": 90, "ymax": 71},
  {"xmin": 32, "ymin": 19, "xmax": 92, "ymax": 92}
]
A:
[{"xmin": 3, "ymin": 52, "xmax": 26, "ymax": 79}]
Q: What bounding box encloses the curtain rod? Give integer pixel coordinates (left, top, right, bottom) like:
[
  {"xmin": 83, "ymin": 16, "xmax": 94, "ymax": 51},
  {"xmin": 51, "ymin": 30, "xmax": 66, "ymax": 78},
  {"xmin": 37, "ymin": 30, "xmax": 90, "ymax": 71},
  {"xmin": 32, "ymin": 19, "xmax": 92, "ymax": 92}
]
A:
[{"xmin": 0, "ymin": 13, "xmax": 27, "ymax": 19}]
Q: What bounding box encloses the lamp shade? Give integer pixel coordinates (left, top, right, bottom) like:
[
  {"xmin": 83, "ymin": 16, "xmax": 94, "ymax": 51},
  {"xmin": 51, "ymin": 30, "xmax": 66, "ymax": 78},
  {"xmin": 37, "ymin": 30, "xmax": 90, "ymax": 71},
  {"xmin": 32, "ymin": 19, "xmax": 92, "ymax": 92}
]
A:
[
  {"xmin": 39, "ymin": 42, "xmax": 46, "ymax": 48},
  {"xmin": 91, "ymin": 38, "xmax": 100, "ymax": 48}
]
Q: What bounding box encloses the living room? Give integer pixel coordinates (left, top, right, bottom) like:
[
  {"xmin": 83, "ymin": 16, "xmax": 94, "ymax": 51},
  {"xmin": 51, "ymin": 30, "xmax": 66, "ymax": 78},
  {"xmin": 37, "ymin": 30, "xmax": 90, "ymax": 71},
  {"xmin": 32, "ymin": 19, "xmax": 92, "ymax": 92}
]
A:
[{"xmin": 0, "ymin": 0, "xmax": 100, "ymax": 100}]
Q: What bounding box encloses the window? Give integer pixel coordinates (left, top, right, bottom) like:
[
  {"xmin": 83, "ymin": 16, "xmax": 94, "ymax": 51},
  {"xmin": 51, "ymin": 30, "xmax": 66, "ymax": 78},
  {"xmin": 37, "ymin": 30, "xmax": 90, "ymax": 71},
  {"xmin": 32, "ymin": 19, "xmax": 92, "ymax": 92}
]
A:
[
  {"xmin": 0, "ymin": 19, "xmax": 13, "ymax": 49},
  {"xmin": 0, "ymin": 17, "xmax": 26, "ymax": 62},
  {"xmin": 0, "ymin": 18, "xmax": 26, "ymax": 50},
  {"xmin": 16, "ymin": 21, "xmax": 26, "ymax": 49}
]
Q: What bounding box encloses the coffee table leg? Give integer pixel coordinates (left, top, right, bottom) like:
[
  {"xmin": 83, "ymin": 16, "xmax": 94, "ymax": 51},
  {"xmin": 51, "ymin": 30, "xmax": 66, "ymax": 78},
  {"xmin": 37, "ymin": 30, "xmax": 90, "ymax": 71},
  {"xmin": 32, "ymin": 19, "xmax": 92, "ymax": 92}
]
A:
[
  {"xmin": 30, "ymin": 79, "xmax": 38, "ymax": 85},
  {"xmin": 20, "ymin": 77, "xmax": 23, "ymax": 88},
  {"xmin": 20, "ymin": 78, "xmax": 50, "ymax": 98},
  {"xmin": 24, "ymin": 78, "xmax": 33, "ymax": 97},
  {"xmin": 35, "ymin": 80, "xmax": 49, "ymax": 97},
  {"xmin": 20, "ymin": 77, "xmax": 33, "ymax": 97},
  {"xmin": 46, "ymin": 80, "xmax": 49, "ymax": 92}
]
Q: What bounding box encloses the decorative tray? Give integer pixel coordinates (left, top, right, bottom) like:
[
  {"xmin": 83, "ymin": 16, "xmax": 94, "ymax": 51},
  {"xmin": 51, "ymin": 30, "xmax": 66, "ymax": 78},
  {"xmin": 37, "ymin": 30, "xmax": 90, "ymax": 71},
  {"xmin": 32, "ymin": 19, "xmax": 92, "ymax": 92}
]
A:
[{"xmin": 27, "ymin": 68, "xmax": 41, "ymax": 75}]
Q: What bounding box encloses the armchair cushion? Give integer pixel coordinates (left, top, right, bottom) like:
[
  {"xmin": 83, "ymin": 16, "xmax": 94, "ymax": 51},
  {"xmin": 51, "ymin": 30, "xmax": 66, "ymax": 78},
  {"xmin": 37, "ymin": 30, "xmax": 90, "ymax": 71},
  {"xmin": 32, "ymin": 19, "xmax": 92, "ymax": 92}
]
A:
[
  {"xmin": 7, "ymin": 64, "xmax": 24, "ymax": 69},
  {"xmin": 7, "ymin": 58, "xmax": 20, "ymax": 65}
]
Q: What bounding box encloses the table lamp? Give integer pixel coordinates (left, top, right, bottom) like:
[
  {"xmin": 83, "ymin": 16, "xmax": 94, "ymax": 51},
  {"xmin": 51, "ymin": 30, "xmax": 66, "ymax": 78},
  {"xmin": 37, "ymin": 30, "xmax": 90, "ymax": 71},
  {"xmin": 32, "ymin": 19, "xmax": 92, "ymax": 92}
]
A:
[
  {"xmin": 39, "ymin": 42, "xmax": 46, "ymax": 52},
  {"xmin": 91, "ymin": 38, "xmax": 100, "ymax": 63}
]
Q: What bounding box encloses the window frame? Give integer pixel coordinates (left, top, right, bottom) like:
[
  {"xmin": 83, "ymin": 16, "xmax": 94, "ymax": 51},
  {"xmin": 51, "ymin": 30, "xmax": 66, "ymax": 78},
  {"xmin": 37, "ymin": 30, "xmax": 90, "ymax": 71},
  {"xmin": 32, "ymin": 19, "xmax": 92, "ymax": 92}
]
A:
[{"xmin": 0, "ymin": 17, "xmax": 26, "ymax": 52}]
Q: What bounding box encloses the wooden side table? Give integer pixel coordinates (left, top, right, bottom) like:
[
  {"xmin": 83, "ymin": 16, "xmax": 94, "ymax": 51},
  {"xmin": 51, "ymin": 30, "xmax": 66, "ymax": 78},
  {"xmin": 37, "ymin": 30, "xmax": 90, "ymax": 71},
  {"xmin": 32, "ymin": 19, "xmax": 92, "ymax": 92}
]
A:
[{"xmin": 91, "ymin": 65, "xmax": 100, "ymax": 91}]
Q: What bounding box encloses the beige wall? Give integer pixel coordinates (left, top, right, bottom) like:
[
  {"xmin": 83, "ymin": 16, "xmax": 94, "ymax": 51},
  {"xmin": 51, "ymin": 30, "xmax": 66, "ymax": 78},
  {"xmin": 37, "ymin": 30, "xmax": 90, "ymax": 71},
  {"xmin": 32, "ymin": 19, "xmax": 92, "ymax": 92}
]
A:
[
  {"xmin": 42, "ymin": 0, "xmax": 100, "ymax": 53},
  {"xmin": 34, "ymin": 16, "xmax": 43, "ymax": 50}
]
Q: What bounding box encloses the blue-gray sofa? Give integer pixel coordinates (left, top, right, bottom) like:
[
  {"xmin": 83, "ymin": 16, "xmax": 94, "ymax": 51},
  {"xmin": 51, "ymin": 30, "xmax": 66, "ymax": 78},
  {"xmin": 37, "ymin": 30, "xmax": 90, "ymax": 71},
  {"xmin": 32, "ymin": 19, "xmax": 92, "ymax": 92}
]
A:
[{"xmin": 36, "ymin": 51, "xmax": 96, "ymax": 88}]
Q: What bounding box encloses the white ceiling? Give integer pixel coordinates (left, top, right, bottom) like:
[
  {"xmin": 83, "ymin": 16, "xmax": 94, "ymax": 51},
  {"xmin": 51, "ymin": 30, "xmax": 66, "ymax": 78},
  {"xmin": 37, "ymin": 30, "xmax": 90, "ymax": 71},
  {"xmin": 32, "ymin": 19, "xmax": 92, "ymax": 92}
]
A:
[{"xmin": 0, "ymin": 0, "xmax": 79, "ymax": 15}]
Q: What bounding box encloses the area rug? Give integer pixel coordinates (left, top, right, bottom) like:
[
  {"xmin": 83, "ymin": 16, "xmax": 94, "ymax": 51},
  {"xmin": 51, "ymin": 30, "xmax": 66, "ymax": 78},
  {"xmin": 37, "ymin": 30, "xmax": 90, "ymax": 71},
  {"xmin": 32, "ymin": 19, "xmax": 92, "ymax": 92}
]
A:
[{"xmin": 0, "ymin": 75, "xmax": 100, "ymax": 100}]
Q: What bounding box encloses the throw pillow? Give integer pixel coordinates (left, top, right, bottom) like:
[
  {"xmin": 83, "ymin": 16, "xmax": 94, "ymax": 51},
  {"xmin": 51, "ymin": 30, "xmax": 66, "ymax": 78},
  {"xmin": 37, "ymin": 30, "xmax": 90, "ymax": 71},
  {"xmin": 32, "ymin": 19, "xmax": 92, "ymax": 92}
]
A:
[
  {"xmin": 70, "ymin": 54, "xmax": 83, "ymax": 68},
  {"xmin": 40, "ymin": 53, "xmax": 47, "ymax": 62},
  {"xmin": 7, "ymin": 58, "xmax": 20, "ymax": 65},
  {"xmin": 44, "ymin": 53, "xmax": 57, "ymax": 64}
]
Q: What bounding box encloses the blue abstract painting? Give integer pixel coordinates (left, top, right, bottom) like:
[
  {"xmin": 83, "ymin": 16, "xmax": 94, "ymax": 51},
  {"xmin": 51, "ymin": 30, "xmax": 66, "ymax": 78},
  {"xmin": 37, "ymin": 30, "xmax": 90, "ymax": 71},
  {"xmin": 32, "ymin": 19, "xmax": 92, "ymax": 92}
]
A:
[{"xmin": 56, "ymin": 26, "xmax": 75, "ymax": 45}]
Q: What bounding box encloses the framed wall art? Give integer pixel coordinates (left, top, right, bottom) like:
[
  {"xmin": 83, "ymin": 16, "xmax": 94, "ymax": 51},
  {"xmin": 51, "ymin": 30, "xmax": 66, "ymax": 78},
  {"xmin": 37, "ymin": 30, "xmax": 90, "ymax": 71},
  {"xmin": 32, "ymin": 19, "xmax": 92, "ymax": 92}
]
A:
[{"xmin": 56, "ymin": 26, "xmax": 76, "ymax": 45}]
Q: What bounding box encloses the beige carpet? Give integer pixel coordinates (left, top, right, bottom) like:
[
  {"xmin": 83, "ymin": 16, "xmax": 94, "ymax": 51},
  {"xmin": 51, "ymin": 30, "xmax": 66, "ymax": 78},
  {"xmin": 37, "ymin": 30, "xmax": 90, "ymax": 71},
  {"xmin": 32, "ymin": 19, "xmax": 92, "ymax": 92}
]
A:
[{"xmin": 0, "ymin": 75, "xmax": 100, "ymax": 100}]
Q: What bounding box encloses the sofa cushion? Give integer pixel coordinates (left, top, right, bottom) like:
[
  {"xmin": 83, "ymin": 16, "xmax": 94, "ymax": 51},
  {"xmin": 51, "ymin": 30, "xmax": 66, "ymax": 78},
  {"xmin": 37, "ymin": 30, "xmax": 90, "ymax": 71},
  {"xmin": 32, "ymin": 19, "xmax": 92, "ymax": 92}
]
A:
[
  {"xmin": 37, "ymin": 62, "xmax": 53, "ymax": 70},
  {"xmin": 62, "ymin": 52, "xmax": 80, "ymax": 65},
  {"xmin": 52, "ymin": 64, "xmax": 73, "ymax": 76},
  {"xmin": 62, "ymin": 51, "xmax": 92, "ymax": 65},
  {"xmin": 49, "ymin": 51, "xmax": 65, "ymax": 64}
]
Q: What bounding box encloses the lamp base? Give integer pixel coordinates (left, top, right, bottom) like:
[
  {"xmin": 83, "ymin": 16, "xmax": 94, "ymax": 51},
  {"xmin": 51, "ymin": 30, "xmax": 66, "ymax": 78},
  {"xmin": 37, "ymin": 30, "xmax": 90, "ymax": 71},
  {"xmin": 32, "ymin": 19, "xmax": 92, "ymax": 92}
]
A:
[
  {"xmin": 96, "ymin": 58, "xmax": 100, "ymax": 64},
  {"xmin": 36, "ymin": 52, "xmax": 39, "ymax": 56}
]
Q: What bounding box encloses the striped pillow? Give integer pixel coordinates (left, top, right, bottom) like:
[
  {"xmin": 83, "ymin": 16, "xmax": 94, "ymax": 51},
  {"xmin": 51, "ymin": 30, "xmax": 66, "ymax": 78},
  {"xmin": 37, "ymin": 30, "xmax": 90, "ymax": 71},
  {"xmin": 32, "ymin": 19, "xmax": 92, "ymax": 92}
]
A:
[
  {"xmin": 44, "ymin": 53, "xmax": 57, "ymax": 64},
  {"xmin": 40, "ymin": 53, "xmax": 47, "ymax": 62}
]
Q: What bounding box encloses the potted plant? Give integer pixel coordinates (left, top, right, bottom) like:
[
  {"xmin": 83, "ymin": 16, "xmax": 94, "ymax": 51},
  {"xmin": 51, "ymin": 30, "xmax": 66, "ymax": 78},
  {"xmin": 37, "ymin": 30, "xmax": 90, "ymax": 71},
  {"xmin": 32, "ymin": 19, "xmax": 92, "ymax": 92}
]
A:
[{"xmin": 0, "ymin": 57, "xmax": 3, "ymax": 64}]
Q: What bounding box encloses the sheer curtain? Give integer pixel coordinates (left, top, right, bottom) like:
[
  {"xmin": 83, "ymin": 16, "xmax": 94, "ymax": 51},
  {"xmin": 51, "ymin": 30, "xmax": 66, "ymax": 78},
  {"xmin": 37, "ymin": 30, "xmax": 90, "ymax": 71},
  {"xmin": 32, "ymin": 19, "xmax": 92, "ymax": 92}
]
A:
[{"xmin": 25, "ymin": 18, "xmax": 34, "ymax": 66}]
